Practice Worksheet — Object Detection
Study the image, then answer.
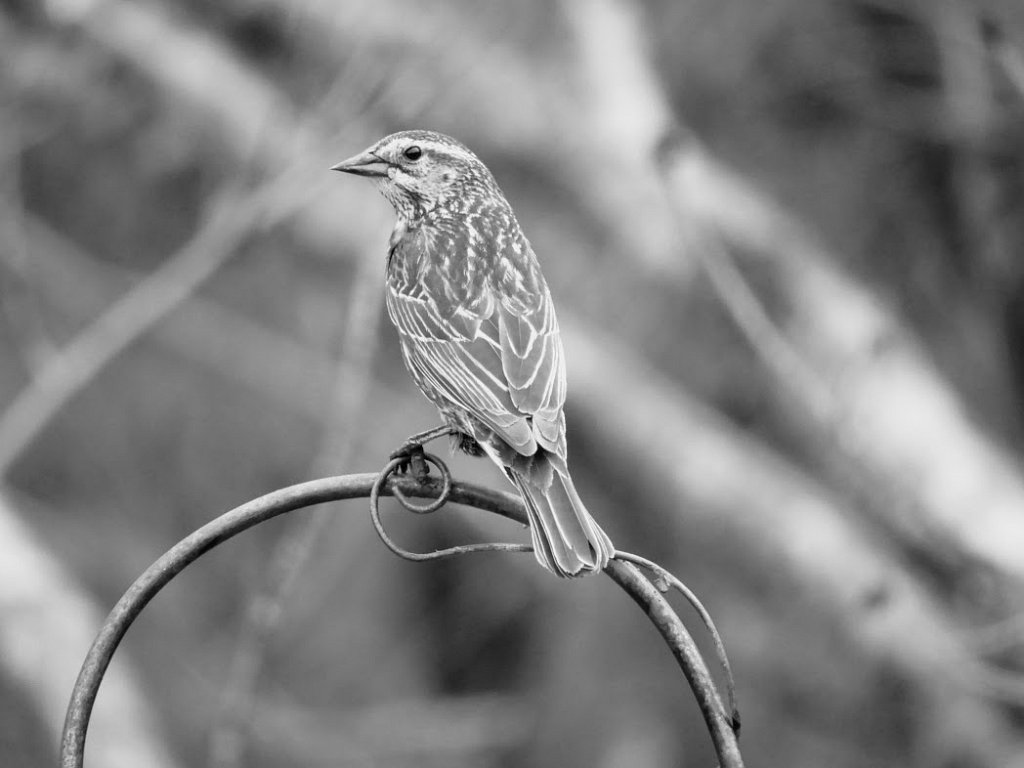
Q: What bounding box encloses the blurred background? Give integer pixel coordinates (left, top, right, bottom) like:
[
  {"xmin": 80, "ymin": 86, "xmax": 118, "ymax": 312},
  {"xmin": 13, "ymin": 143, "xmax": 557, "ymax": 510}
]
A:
[{"xmin": 3, "ymin": 0, "xmax": 1024, "ymax": 766}]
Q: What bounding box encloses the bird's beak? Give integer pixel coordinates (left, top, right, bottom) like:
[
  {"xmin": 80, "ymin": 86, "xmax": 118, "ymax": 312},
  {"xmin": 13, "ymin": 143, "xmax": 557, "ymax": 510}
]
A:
[{"xmin": 330, "ymin": 149, "xmax": 390, "ymax": 177}]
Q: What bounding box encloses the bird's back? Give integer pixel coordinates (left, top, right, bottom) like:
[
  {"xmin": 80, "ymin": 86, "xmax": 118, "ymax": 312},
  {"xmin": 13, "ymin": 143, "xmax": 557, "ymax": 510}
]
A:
[{"xmin": 385, "ymin": 205, "xmax": 568, "ymax": 460}]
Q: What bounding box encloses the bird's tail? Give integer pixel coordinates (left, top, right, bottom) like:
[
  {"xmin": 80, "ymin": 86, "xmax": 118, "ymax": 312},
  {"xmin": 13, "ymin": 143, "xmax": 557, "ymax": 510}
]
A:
[{"xmin": 507, "ymin": 453, "xmax": 614, "ymax": 578}]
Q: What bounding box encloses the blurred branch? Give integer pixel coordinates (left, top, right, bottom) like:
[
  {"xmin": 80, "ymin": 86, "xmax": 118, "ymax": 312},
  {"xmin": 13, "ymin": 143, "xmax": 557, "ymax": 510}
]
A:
[
  {"xmin": 657, "ymin": 134, "xmax": 1024, "ymax": 582},
  {"xmin": 312, "ymin": 247, "xmax": 387, "ymax": 472},
  {"xmin": 259, "ymin": 0, "xmax": 558, "ymax": 148},
  {"xmin": 970, "ymin": 612, "xmax": 1024, "ymax": 654},
  {"xmin": 1, "ymin": 0, "xmax": 369, "ymax": 474},
  {"xmin": 0, "ymin": 175, "xmax": 316, "ymax": 478},
  {"xmin": 0, "ymin": 492, "xmax": 180, "ymax": 768},
  {"xmin": 931, "ymin": 1, "xmax": 1018, "ymax": 291},
  {"xmin": 558, "ymin": 0, "xmax": 680, "ymax": 271},
  {"xmin": 985, "ymin": 12, "xmax": 1024, "ymax": 101},
  {"xmin": 0, "ymin": 0, "xmax": 391, "ymax": 480},
  {"xmin": 657, "ymin": 155, "xmax": 973, "ymax": 574},
  {"xmin": 22, "ymin": 214, "xmax": 384, "ymax": 420},
  {"xmin": 251, "ymin": 693, "xmax": 529, "ymax": 763},
  {"xmin": 37, "ymin": 0, "xmax": 392, "ymax": 253},
  {"xmin": 0, "ymin": 96, "xmax": 57, "ymax": 375},
  {"xmin": 563, "ymin": 320, "xmax": 947, "ymax": 669},
  {"xmin": 46, "ymin": 0, "xmax": 304, "ymax": 163},
  {"xmin": 932, "ymin": 0, "xmax": 995, "ymax": 141},
  {"xmin": 557, "ymin": 0, "xmax": 1024, "ymax": 585},
  {"xmin": 562, "ymin": 321, "xmax": 1024, "ymax": 765},
  {"xmin": 209, "ymin": 212, "xmax": 387, "ymax": 768},
  {"xmin": 62, "ymin": 471, "xmax": 744, "ymax": 768},
  {"xmin": 687, "ymin": 230, "xmax": 835, "ymax": 421}
]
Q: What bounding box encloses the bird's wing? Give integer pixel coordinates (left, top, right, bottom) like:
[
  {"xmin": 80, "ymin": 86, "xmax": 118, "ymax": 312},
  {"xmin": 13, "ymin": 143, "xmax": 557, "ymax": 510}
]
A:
[
  {"xmin": 386, "ymin": 239, "xmax": 567, "ymax": 460},
  {"xmin": 388, "ymin": 286, "xmax": 537, "ymax": 455},
  {"xmin": 495, "ymin": 276, "xmax": 567, "ymax": 459}
]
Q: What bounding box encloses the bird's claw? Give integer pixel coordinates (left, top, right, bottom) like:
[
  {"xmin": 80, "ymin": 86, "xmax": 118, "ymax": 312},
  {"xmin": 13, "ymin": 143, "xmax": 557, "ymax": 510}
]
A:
[{"xmin": 389, "ymin": 442, "xmax": 430, "ymax": 482}]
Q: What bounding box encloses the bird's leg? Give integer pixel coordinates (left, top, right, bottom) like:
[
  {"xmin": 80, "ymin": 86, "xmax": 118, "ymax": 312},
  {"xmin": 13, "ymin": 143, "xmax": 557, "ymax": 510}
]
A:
[
  {"xmin": 455, "ymin": 433, "xmax": 484, "ymax": 456},
  {"xmin": 391, "ymin": 424, "xmax": 458, "ymax": 456},
  {"xmin": 389, "ymin": 425, "xmax": 458, "ymax": 480}
]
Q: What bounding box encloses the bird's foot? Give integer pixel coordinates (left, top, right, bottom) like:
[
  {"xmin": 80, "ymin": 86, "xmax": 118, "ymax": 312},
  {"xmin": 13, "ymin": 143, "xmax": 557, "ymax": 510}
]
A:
[
  {"xmin": 389, "ymin": 442, "xmax": 430, "ymax": 482},
  {"xmin": 389, "ymin": 425, "xmax": 456, "ymax": 481}
]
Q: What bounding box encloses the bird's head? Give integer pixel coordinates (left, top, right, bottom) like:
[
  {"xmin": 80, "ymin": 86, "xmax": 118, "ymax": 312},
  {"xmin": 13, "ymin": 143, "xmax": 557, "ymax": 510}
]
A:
[{"xmin": 332, "ymin": 130, "xmax": 496, "ymax": 220}]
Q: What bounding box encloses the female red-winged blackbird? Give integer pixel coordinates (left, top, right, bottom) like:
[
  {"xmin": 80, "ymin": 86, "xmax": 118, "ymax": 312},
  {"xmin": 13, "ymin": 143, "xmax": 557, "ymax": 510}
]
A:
[{"xmin": 333, "ymin": 130, "xmax": 613, "ymax": 577}]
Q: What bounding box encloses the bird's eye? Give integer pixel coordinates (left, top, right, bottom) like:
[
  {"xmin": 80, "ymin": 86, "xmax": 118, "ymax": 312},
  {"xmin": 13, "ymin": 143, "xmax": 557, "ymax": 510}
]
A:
[{"xmin": 403, "ymin": 145, "xmax": 423, "ymax": 161}]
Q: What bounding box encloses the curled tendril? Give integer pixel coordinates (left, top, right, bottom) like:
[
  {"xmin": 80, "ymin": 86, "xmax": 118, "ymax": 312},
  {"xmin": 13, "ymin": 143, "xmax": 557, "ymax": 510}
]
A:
[
  {"xmin": 388, "ymin": 452, "xmax": 453, "ymax": 513},
  {"xmin": 370, "ymin": 454, "xmax": 531, "ymax": 563}
]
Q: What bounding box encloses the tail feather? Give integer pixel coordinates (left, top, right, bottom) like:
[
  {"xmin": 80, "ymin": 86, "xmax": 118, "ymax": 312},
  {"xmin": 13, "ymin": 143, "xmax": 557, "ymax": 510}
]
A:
[{"xmin": 507, "ymin": 453, "xmax": 614, "ymax": 578}]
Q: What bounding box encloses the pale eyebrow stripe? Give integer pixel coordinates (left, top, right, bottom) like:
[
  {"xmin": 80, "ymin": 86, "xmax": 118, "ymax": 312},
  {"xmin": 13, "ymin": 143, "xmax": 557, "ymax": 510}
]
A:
[
  {"xmin": 381, "ymin": 137, "xmax": 477, "ymax": 164},
  {"xmin": 420, "ymin": 140, "xmax": 476, "ymax": 162}
]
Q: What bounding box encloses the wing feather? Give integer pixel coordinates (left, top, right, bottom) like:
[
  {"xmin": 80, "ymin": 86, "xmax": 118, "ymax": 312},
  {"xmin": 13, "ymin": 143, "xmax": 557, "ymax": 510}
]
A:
[
  {"xmin": 388, "ymin": 288, "xmax": 538, "ymax": 453},
  {"xmin": 497, "ymin": 282, "xmax": 568, "ymax": 457},
  {"xmin": 387, "ymin": 235, "xmax": 568, "ymax": 459}
]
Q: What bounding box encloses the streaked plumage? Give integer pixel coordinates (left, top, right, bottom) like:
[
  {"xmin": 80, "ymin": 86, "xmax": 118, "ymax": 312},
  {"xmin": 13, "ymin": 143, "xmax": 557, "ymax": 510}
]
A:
[{"xmin": 333, "ymin": 130, "xmax": 614, "ymax": 577}]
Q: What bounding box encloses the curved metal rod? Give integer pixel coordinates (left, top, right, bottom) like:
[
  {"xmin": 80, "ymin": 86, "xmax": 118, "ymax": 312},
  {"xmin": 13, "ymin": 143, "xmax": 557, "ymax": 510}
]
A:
[
  {"xmin": 373, "ymin": 452, "xmax": 738, "ymax": 734},
  {"xmin": 60, "ymin": 472, "xmax": 743, "ymax": 768},
  {"xmin": 614, "ymin": 551, "xmax": 739, "ymax": 730}
]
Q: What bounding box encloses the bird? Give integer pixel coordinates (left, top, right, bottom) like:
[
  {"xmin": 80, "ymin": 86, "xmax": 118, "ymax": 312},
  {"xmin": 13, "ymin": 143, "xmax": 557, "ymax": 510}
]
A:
[{"xmin": 332, "ymin": 130, "xmax": 614, "ymax": 577}]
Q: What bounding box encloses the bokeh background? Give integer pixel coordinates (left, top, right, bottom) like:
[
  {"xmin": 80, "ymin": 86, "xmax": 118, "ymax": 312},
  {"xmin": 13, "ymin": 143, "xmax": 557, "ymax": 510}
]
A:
[{"xmin": 4, "ymin": 0, "xmax": 1024, "ymax": 766}]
